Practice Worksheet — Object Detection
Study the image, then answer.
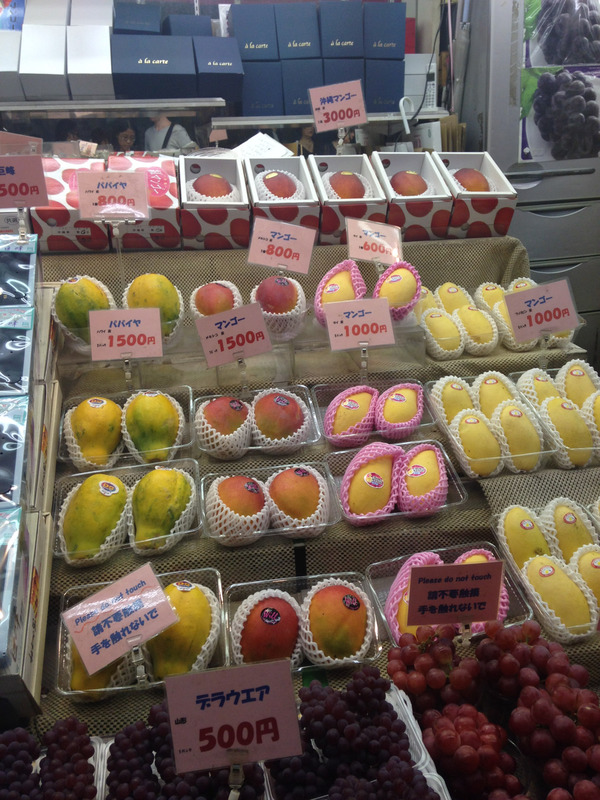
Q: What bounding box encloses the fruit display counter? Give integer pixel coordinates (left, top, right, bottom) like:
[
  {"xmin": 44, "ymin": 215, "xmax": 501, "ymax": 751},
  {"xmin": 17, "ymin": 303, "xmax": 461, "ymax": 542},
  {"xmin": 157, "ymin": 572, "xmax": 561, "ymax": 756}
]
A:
[{"xmin": 15, "ymin": 235, "xmax": 600, "ymax": 800}]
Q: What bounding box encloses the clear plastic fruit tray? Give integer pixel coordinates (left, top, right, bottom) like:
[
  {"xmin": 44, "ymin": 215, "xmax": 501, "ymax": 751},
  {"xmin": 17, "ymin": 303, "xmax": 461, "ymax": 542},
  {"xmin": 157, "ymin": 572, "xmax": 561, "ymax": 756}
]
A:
[
  {"xmin": 56, "ymin": 567, "xmax": 224, "ymax": 700},
  {"xmin": 310, "ymin": 379, "xmax": 436, "ymax": 448},
  {"xmin": 262, "ymin": 684, "xmax": 450, "ymax": 800},
  {"xmin": 224, "ymin": 571, "xmax": 383, "ymax": 673},
  {"xmin": 193, "ymin": 384, "xmax": 321, "ymax": 459},
  {"xmin": 365, "ymin": 541, "xmax": 532, "ymax": 645},
  {"xmin": 52, "ymin": 458, "xmax": 201, "ymax": 563},
  {"xmin": 199, "ymin": 460, "xmax": 342, "ymax": 546},
  {"xmin": 325, "ymin": 439, "xmax": 468, "ymax": 525},
  {"xmin": 425, "ymin": 375, "xmax": 558, "ymax": 477},
  {"xmin": 57, "ymin": 385, "xmax": 194, "ymax": 468}
]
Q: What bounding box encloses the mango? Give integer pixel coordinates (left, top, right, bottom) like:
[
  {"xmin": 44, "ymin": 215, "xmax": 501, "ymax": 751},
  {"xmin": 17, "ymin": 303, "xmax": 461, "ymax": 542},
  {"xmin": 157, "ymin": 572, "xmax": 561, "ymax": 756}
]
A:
[
  {"xmin": 497, "ymin": 403, "xmax": 542, "ymax": 472},
  {"xmin": 307, "ymin": 583, "xmax": 368, "ymax": 659},
  {"xmin": 575, "ymin": 550, "xmax": 600, "ymax": 604},
  {"xmin": 404, "ymin": 446, "xmax": 441, "ymax": 497},
  {"xmin": 124, "ymin": 391, "xmax": 180, "ymax": 462},
  {"xmin": 321, "ymin": 270, "xmax": 357, "ymax": 304},
  {"xmin": 396, "ymin": 584, "xmax": 419, "ymax": 636},
  {"xmin": 347, "ymin": 454, "xmax": 394, "ymax": 515},
  {"xmin": 501, "ymin": 505, "xmax": 550, "ymax": 569},
  {"xmin": 381, "ymin": 387, "xmax": 418, "ymax": 424},
  {"xmin": 423, "ymin": 310, "xmax": 462, "ymax": 351},
  {"xmin": 526, "ymin": 555, "xmax": 592, "ymax": 631},
  {"xmin": 551, "ymin": 502, "xmax": 595, "ymax": 561},
  {"xmin": 62, "ymin": 473, "xmax": 127, "ymax": 559},
  {"xmin": 126, "ymin": 273, "xmax": 180, "ymax": 338},
  {"xmin": 510, "ymin": 278, "xmax": 537, "ymax": 292},
  {"xmin": 203, "ymin": 396, "xmax": 248, "ymax": 436},
  {"xmin": 528, "ymin": 372, "xmax": 560, "ymax": 405},
  {"xmin": 132, "ymin": 468, "xmax": 192, "ymax": 549},
  {"xmin": 70, "ymin": 640, "xmax": 118, "ymax": 697},
  {"xmin": 269, "ymin": 466, "xmax": 320, "ymax": 520},
  {"xmin": 332, "ymin": 390, "xmax": 374, "ymax": 435},
  {"xmin": 253, "ymin": 392, "xmax": 304, "ymax": 441},
  {"xmin": 439, "ymin": 379, "xmax": 473, "ymax": 425},
  {"xmin": 544, "ymin": 397, "xmax": 593, "ymax": 467},
  {"xmin": 456, "ymin": 413, "xmax": 502, "ymax": 476},
  {"xmin": 377, "ymin": 267, "xmax": 418, "ymax": 309},
  {"xmin": 562, "ymin": 363, "xmax": 598, "ymax": 408},
  {"xmin": 54, "ymin": 276, "xmax": 111, "ymax": 343},
  {"xmin": 240, "ymin": 595, "xmax": 300, "ymax": 662},
  {"xmin": 477, "ymin": 283, "xmax": 505, "ymax": 312},
  {"xmin": 147, "ymin": 581, "xmax": 213, "ymax": 680},
  {"xmin": 476, "ymin": 375, "xmax": 514, "ymax": 419},
  {"xmin": 455, "ymin": 305, "xmax": 495, "ymax": 344},
  {"xmin": 436, "ymin": 282, "xmax": 471, "ymax": 313},
  {"xmin": 414, "ymin": 286, "xmax": 437, "ymax": 321},
  {"xmin": 70, "ymin": 396, "xmax": 122, "ymax": 466},
  {"xmin": 218, "ymin": 475, "xmax": 266, "ymax": 517}
]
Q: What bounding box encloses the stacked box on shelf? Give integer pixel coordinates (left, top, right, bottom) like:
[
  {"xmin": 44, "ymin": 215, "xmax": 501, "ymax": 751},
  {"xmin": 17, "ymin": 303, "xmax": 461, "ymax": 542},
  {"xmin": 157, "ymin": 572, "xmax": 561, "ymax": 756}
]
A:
[
  {"xmin": 107, "ymin": 153, "xmax": 182, "ymax": 250},
  {"xmin": 30, "ymin": 157, "xmax": 110, "ymax": 253},
  {"xmin": 371, "ymin": 151, "xmax": 453, "ymax": 241},
  {"xmin": 363, "ymin": 2, "xmax": 406, "ymax": 113},
  {"xmin": 179, "ymin": 155, "xmax": 251, "ymax": 250}
]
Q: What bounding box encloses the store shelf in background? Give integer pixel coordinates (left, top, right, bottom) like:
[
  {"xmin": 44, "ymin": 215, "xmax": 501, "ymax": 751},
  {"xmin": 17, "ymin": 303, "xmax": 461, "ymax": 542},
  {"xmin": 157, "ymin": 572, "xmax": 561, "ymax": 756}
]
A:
[{"xmin": 0, "ymin": 98, "xmax": 225, "ymax": 119}]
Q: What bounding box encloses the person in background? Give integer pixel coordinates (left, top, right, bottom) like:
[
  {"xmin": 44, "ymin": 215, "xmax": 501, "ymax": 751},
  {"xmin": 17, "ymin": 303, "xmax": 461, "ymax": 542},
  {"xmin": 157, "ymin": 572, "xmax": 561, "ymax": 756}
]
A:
[
  {"xmin": 111, "ymin": 120, "xmax": 137, "ymax": 153},
  {"xmin": 144, "ymin": 113, "xmax": 196, "ymax": 152},
  {"xmin": 55, "ymin": 119, "xmax": 80, "ymax": 142}
]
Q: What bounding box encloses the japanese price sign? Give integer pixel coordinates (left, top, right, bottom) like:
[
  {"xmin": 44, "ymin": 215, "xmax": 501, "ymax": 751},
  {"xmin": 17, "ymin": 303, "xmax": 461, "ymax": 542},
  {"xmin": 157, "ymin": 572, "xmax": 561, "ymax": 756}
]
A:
[
  {"xmin": 62, "ymin": 563, "xmax": 178, "ymax": 676},
  {"xmin": 196, "ymin": 303, "xmax": 272, "ymax": 367},
  {"xmin": 504, "ymin": 279, "xmax": 578, "ymax": 342},
  {"xmin": 77, "ymin": 170, "xmax": 149, "ymax": 220},
  {"xmin": 89, "ymin": 308, "xmax": 164, "ymax": 361},
  {"xmin": 324, "ymin": 298, "xmax": 395, "ymax": 351},
  {"xmin": 309, "ymin": 79, "xmax": 367, "ymax": 133},
  {"xmin": 0, "ymin": 155, "xmax": 48, "ymax": 208},
  {"xmin": 346, "ymin": 218, "xmax": 402, "ymax": 265},
  {"xmin": 406, "ymin": 561, "xmax": 504, "ymax": 627},
  {"xmin": 248, "ymin": 217, "xmax": 316, "ymax": 275},
  {"xmin": 165, "ymin": 660, "xmax": 303, "ymax": 773}
]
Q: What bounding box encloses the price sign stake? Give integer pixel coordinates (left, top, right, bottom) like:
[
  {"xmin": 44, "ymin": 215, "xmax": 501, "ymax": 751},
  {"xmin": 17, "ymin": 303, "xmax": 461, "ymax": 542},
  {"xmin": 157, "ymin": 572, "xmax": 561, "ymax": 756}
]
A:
[
  {"xmin": 504, "ymin": 279, "xmax": 578, "ymax": 342},
  {"xmin": 77, "ymin": 170, "xmax": 149, "ymax": 220},
  {"xmin": 324, "ymin": 298, "xmax": 395, "ymax": 351},
  {"xmin": 89, "ymin": 308, "xmax": 164, "ymax": 361},
  {"xmin": 165, "ymin": 660, "xmax": 303, "ymax": 773},
  {"xmin": 62, "ymin": 563, "xmax": 178, "ymax": 676},
  {"xmin": 248, "ymin": 217, "xmax": 316, "ymax": 275},
  {"xmin": 196, "ymin": 303, "xmax": 272, "ymax": 367},
  {"xmin": 309, "ymin": 80, "xmax": 367, "ymax": 133},
  {"xmin": 346, "ymin": 218, "xmax": 402, "ymax": 265},
  {"xmin": 0, "ymin": 155, "xmax": 48, "ymax": 208}
]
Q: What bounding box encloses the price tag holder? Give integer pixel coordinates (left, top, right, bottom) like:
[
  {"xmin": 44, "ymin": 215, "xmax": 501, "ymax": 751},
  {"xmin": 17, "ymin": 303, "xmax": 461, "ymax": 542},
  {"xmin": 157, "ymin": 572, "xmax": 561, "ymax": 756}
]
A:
[
  {"xmin": 165, "ymin": 660, "xmax": 303, "ymax": 773},
  {"xmin": 89, "ymin": 308, "xmax": 164, "ymax": 361},
  {"xmin": 248, "ymin": 217, "xmax": 316, "ymax": 275},
  {"xmin": 504, "ymin": 279, "xmax": 578, "ymax": 342},
  {"xmin": 0, "ymin": 155, "xmax": 48, "ymax": 208},
  {"xmin": 346, "ymin": 218, "xmax": 402, "ymax": 265},
  {"xmin": 324, "ymin": 298, "xmax": 395, "ymax": 351},
  {"xmin": 77, "ymin": 170, "xmax": 149, "ymax": 220},
  {"xmin": 406, "ymin": 561, "xmax": 504, "ymax": 627},
  {"xmin": 61, "ymin": 563, "xmax": 178, "ymax": 676},
  {"xmin": 0, "ymin": 132, "xmax": 43, "ymax": 156},
  {"xmin": 196, "ymin": 303, "xmax": 272, "ymax": 368},
  {"xmin": 309, "ymin": 79, "xmax": 367, "ymax": 133}
]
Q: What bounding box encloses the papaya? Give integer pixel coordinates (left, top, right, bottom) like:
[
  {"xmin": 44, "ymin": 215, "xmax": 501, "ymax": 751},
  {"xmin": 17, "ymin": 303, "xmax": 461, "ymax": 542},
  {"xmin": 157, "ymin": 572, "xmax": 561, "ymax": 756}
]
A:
[
  {"xmin": 54, "ymin": 276, "xmax": 111, "ymax": 343},
  {"xmin": 126, "ymin": 273, "xmax": 180, "ymax": 338},
  {"xmin": 124, "ymin": 392, "xmax": 180, "ymax": 462},
  {"xmin": 132, "ymin": 468, "xmax": 192, "ymax": 549},
  {"xmin": 70, "ymin": 396, "xmax": 122, "ymax": 466},
  {"xmin": 70, "ymin": 640, "xmax": 119, "ymax": 698},
  {"xmin": 62, "ymin": 473, "xmax": 127, "ymax": 559}
]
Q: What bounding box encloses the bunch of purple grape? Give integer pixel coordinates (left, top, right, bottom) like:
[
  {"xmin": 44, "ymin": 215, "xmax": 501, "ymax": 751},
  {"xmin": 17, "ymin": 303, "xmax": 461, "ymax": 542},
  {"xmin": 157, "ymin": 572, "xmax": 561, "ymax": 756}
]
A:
[
  {"xmin": 37, "ymin": 717, "xmax": 96, "ymax": 800},
  {"xmin": 0, "ymin": 726, "xmax": 40, "ymax": 800},
  {"xmin": 537, "ymin": 0, "xmax": 600, "ymax": 64}
]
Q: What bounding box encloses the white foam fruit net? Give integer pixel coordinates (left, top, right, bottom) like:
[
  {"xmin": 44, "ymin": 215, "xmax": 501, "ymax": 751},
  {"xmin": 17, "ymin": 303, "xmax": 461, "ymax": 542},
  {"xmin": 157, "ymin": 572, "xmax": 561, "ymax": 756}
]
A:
[
  {"xmin": 121, "ymin": 391, "xmax": 185, "ymax": 465},
  {"xmin": 189, "ymin": 281, "xmax": 243, "ymax": 321},
  {"xmin": 230, "ymin": 588, "xmax": 303, "ymax": 668},
  {"xmin": 265, "ymin": 465, "xmax": 330, "ymax": 539},
  {"xmin": 250, "ymin": 389, "xmax": 312, "ymax": 455},
  {"xmin": 452, "ymin": 305, "xmax": 498, "ymax": 356},
  {"xmin": 51, "ymin": 275, "xmax": 117, "ymax": 354},
  {"xmin": 63, "ymin": 404, "xmax": 125, "ymax": 472},
  {"xmin": 204, "ymin": 475, "xmax": 270, "ymax": 547},
  {"xmin": 254, "ymin": 169, "xmax": 306, "ymax": 201},
  {"xmin": 195, "ymin": 398, "xmax": 252, "ymax": 461},
  {"xmin": 249, "ymin": 278, "xmax": 307, "ymax": 342},
  {"xmin": 448, "ymin": 409, "xmax": 504, "ymax": 479},
  {"xmin": 540, "ymin": 496, "xmax": 600, "ymax": 563},
  {"xmin": 491, "ymin": 397, "xmax": 546, "ymax": 474},
  {"xmin": 421, "ymin": 308, "xmax": 465, "ymax": 360}
]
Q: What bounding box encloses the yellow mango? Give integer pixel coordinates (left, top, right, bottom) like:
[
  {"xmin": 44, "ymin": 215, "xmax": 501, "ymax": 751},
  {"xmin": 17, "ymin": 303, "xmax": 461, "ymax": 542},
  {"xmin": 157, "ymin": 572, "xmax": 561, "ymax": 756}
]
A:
[
  {"xmin": 477, "ymin": 375, "xmax": 514, "ymax": 419},
  {"xmin": 526, "ymin": 555, "xmax": 591, "ymax": 630},
  {"xmin": 502, "ymin": 505, "xmax": 550, "ymax": 569},
  {"xmin": 545, "ymin": 397, "xmax": 593, "ymax": 467},
  {"xmin": 321, "ymin": 270, "xmax": 356, "ymax": 304},
  {"xmin": 440, "ymin": 380, "xmax": 473, "ymax": 424},
  {"xmin": 575, "ymin": 550, "xmax": 600, "ymax": 604},
  {"xmin": 591, "ymin": 394, "xmax": 600, "ymax": 433},
  {"xmin": 499, "ymin": 403, "xmax": 542, "ymax": 471},
  {"xmin": 552, "ymin": 503, "xmax": 595, "ymax": 561},
  {"xmin": 563, "ymin": 364, "xmax": 597, "ymax": 408},
  {"xmin": 332, "ymin": 391, "xmax": 374, "ymax": 434},
  {"xmin": 478, "ymin": 283, "xmax": 505, "ymax": 312},
  {"xmin": 378, "ymin": 267, "xmax": 418, "ymax": 308},
  {"xmin": 455, "ymin": 305, "xmax": 494, "ymax": 344},
  {"xmin": 404, "ymin": 447, "xmax": 440, "ymax": 497},
  {"xmin": 511, "ymin": 278, "xmax": 537, "ymax": 292},
  {"xmin": 414, "ymin": 286, "xmax": 437, "ymax": 322},
  {"xmin": 457, "ymin": 414, "xmax": 502, "ymax": 476},
  {"xmin": 382, "ymin": 387, "xmax": 418, "ymax": 424},
  {"xmin": 424, "ymin": 311, "xmax": 461, "ymax": 351},
  {"xmin": 437, "ymin": 282, "xmax": 471, "ymax": 313},
  {"xmin": 347, "ymin": 455, "xmax": 394, "ymax": 515},
  {"xmin": 530, "ymin": 372, "xmax": 560, "ymax": 405}
]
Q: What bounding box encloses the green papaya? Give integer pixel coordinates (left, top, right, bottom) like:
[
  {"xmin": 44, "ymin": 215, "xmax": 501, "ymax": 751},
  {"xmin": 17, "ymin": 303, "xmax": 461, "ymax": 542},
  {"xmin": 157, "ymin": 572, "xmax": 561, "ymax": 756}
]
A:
[
  {"xmin": 132, "ymin": 468, "xmax": 191, "ymax": 549},
  {"xmin": 62, "ymin": 473, "xmax": 127, "ymax": 559}
]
